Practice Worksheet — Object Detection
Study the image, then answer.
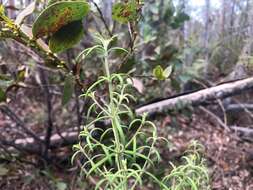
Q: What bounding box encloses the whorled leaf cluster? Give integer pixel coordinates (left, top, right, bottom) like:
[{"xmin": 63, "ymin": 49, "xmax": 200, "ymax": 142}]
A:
[{"xmin": 72, "ymin": 36, "xmax": 210, "ymax": 190}]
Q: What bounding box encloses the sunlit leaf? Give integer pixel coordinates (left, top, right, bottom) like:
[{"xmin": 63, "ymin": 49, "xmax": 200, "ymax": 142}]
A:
[
  {"xmin": 0, "ymin": 4, "xmax": 5, "ymax": 15},
  {"xmin": 163, "ymin": 65, "xmax": 173, "ymax": 78},
  {"xmin": 153, "ymin": 65, "xmax": 165, "ymax": 80},
  {"xmin": 32, "ymin": 1, "xmax": 90, "ymax": 38}
]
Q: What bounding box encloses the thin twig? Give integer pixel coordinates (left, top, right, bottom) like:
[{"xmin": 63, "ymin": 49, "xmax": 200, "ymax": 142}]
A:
[
  {"xmin": 90, "ymin": 0, "xmax": 113, "ymax": 37},
  {"xmin": 199, "ymin": 106, "xmax": 230, "ymax": 131}
]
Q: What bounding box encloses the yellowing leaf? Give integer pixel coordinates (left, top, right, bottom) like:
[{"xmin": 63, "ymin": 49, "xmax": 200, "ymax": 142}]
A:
[
  {"xmin": 153, "ymin": 65, "xmax": 173, "ymax": 80},
  {"xmin": 0, "ymin": 4, "xmax": 4, "ymax": 15},
  {"xmin": 153, "ymin": 65, "xmax": 165, "ymax": 80}
]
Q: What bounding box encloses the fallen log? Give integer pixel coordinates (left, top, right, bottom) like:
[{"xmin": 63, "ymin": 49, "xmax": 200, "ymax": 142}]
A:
[
  {"xmin": 1, "ymin": 129, "xmax": 79, "ymax": 154},
  {"xmin": 4, "ymin": 78, "xmax": 253, "ymax": 153},
  {"xmin": 225, "ymin": 104, "xmax": 253, "ymax": 112},
  {"xmin": 231, "ymin": 126, "xmax": 253, "ymax": 136},
  {"xmin": 135, "ymin": 77, "xmax": 253, "ymax": 115}
]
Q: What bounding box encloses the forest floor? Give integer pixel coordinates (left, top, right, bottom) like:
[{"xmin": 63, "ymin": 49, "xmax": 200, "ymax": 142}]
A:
[{"xmin": 1, "ymin": 106, "xmax": 253, "ymax": 190}]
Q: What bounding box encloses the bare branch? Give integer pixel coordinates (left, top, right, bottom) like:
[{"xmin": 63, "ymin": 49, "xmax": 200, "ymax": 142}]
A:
[{"xmin": 136, "ymin": 77, "xmax": 253, "ymax": 115}]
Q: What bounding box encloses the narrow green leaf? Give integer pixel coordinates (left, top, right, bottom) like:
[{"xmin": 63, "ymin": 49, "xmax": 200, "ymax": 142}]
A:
[
  {"xmin": 62, "ymin": 73, "xmax": 75, "ymax": 106},
  {"xmin": 87, "ymin": 156, "xmax": 111, "ymax": 176}
]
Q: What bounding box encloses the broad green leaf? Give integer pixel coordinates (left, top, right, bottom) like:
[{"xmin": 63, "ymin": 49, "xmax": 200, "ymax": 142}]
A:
[
  {"xmin": 153, "ymin": 65, "xmax": 173, "ymax": 80},
  {"xmin": 32, "ymin": 1, "xmax": 90, "ymax": 38},
  {"xmin": 175, "ymin": 12, "xmax": 190, "ymax": 23},
  {"xmin": 48, "ymin": 0, "xmax": 61, "ymax": 6},
  {"xmin": 62, "ymin": 73, "xmax": 75, "ymax": 106},
  {"xmin": 153, "ymin": 65, "xmax": 165, "ymax": 80},
  {"xmin": 163, "ymin": 65, "xmax": 173, "ymax": 78},
  {"xmin": 170, "ymin": 12, "xmax": 190, "ymax": 29},
  {"xmin": 112, "ymin": 1, "xmax": 138, "ymax": 24},
  {"xmin": 49, "ymin": 21, "xmax": 84, "ymax": 53},
  {"xmin": 48, "ymin": 0, "xmax": 83, "ymax": 7},
  {"xmin": 15, "ymin": 2, "xmax": 35, "ymax": 25}
]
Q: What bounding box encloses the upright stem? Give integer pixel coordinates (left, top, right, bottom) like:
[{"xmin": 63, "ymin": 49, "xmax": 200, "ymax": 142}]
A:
[{"xmin": 103, "ymin": 53, "xmax": 127, "ymax": 190}]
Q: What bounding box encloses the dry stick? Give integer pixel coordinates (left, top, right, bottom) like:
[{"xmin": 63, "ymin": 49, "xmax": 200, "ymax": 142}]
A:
[
  {"xmin": 226, "ymin": 104, "xmax": 253, "ymax": 112},
  {"xmin": 90, "ymin": 0, "xmax": 113, "ymax": 37},
  {"xmin": 6, "ymin": 129, "xmax": 79, "ymax": 154},
  {"xmin": 199, "ymin": 106, "xmax": 230, "ymax": 131},
  {"xmin": 193, "ymin": 79, "xmax": 228, "ymax": 126},
  {"xmin": 135, "ymin": 77, "xmax": 253, "ymax": 115},
  {"xmin": 230, "ymin": 126, "xmax": 253, "ymax": 136},
  {"xmin": 75, "ymin": 87, "xmax": 82, "ymax": 133},
  {"xmin": 67, "ymin": 50, "xmax": 83, "ymax": 133},
  {"xmin": 233, "ymin": 99, "xmax": 253, "ymax": 120},
  {"xmin": 0, "ymin": 138, "xmax": 42, "ymax": 155}
]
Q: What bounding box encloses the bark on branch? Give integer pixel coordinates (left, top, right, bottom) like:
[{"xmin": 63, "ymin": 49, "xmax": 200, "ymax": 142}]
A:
[
  {"xmin": 1, "ymin": 130, "xmax": 79, "ymax": 154},
  {"xmin": 135, "ymin": 77, "xmax": 253, "ymax": 115}
]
